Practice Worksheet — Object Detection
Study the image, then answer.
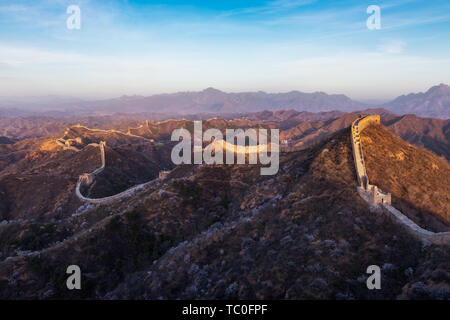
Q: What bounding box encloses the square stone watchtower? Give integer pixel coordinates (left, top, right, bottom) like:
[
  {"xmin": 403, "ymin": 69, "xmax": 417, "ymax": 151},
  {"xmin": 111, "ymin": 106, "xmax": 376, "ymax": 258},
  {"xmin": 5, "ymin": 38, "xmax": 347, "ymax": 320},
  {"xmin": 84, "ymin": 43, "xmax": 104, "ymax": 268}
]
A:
[{"xmin": 371, "ymin": 185, "xmax": 392, "ymax": 205}]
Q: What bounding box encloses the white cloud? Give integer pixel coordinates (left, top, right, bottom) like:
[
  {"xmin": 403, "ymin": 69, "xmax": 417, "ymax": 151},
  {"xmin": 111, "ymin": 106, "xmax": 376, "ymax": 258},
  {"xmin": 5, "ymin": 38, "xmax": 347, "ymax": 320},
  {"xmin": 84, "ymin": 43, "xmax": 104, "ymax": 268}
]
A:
[
  {"xmin": 378, "ymin": 40, "xmax": 406, "ymax": 54},
  {"xmin": 220, "ymin": 0, "xmax": 316, "ymax": 17},
  {"xmin": 0, "ymin": 45, "xmax": 89, "ymax": 67},
  {"xmin": 0, "ymin": 5, "xmax": 28, "ymax": 13}
]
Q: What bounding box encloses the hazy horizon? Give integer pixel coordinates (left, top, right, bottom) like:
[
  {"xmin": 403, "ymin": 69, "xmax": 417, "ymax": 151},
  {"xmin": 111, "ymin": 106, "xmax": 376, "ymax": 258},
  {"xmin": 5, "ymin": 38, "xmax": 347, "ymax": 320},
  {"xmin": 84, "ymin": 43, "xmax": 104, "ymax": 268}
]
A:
[{"xmin": 0, "ymin": 83, "xmax": 447, "ymax": 107}]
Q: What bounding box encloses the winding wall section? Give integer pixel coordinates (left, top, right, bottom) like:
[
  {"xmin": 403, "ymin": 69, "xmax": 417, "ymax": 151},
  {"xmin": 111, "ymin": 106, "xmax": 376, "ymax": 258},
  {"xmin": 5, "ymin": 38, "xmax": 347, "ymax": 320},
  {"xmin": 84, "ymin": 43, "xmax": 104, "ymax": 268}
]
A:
[
  {"xmin": 351, "ymin": 115, "xmax": 450, "ymax": 245},
  {"xmin": 74, "ymin": 141, "xmax": 161, "ymax": 204}
]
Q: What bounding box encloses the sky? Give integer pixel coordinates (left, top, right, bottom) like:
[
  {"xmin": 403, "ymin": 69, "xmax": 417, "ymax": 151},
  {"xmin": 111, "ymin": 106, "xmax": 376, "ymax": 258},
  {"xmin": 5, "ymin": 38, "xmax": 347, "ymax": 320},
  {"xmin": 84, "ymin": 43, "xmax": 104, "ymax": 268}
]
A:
[{"xmin": 0, "ymin": 0, "xmax": 450, "ymax": 101}]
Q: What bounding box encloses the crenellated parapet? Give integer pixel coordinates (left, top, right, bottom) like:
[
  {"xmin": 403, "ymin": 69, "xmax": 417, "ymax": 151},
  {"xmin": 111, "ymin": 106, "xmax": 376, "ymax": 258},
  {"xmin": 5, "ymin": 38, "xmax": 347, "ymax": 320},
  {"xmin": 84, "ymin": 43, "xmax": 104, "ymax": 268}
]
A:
[
  {"xmin": 350, "ymin": 115, "xmax": 381, "ymax": 192},
  {"xmin": 351, "ymin": 115, "xmax": 393, "ymax": 205}
]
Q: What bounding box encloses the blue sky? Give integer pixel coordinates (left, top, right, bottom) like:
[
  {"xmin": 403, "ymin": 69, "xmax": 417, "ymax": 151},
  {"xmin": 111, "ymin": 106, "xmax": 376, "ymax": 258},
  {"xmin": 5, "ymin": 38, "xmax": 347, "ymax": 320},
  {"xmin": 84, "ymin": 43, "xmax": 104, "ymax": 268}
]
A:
[{"xmin": 0, "ymin": 0, "xmax": 450, "ymax": 100}]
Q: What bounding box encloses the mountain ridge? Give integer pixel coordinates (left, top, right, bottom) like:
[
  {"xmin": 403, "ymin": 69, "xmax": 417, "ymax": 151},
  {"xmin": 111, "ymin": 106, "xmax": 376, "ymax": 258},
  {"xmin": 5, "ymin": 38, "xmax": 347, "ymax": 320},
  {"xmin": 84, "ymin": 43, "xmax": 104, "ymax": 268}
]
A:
[
  {"xmin": 1, "ymin": 84, "xmax": 449, "ymax": 119},
  {"xmin": 382, "ymin": 84, "xmax": 450, "ymax": 119}
]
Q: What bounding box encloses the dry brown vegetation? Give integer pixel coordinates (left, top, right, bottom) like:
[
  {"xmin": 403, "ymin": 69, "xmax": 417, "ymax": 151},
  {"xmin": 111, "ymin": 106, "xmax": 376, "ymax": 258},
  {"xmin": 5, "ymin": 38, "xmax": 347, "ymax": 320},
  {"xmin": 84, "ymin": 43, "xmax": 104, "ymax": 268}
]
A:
[
  {"xmin": 0, "ymin": 128, "xmax": 449, "ymax": 299},
  {"xmin": 361, "ymin": 124, "xmax": 450, "ymax": 232},
  {"xmin": 0, "ymin": 115, "xmax": 449, "ymax": 300}
]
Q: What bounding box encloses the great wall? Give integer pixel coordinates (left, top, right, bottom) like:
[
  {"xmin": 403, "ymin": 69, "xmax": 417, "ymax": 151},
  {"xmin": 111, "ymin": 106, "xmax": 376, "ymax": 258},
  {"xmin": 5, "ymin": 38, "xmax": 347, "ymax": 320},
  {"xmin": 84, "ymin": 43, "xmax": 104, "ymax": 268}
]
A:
[
  {"xmin": 71, "ymin": 136, "xmax": 268, "ymax": 204},
  {"xmin": 73, "ymin": 140, "xmax": 165, "ymax": 204},
  {"xmin": 61, "ymin": 118, "xmax": 449, "ymax": 244},
  {"xmin": 53, "ymin": 125, "xmax": 165, "ymax": 204},
  {"xmin": 351, "ymin": 115, "xmax": 450, "ymax": 245}
]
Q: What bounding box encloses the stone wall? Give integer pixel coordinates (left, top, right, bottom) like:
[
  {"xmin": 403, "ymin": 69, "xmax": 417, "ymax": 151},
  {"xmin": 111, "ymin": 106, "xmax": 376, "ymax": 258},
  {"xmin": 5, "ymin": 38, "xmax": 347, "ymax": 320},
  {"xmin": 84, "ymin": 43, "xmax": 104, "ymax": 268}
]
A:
[
  {"xmin": 382, "ymin": 204, "xmax": 450, "ymax": 245},
  {"xmin": 350, "ymin": 116, "xmax": 381, "ymax": 189},
  {"xmin": 75, "ymin": 141, "xmax": 109, "ymax": 203},
  {"xmin": 75, "ymin": 178, "xmax": 153, "ymax": 204},
  {"xmin": 74, "ymin": 141, "xmax": 164, "ymax": 204},
  {"xmin": 55, "ymin": 138, "xmax": 81, "ymax": 152},
  {"xmin": 355, "ymin": 115, "xmax": 380, "ymax": 132},
  {"xmin": 72, "ymin": 124, "xmax": 150, "ymax": 140},
  {"xmin": 91, "ymin": 141, "xmax": 106, "ymax": 175},
  {"xmin": 351, "ymin": 115, "xmax": 450, "ymax": 245}
]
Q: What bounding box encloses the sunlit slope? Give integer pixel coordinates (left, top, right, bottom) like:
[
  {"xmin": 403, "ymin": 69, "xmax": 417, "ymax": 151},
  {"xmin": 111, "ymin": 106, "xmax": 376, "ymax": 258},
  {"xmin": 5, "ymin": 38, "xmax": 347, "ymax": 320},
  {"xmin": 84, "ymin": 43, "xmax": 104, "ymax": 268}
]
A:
[{"xmin": 361, "ymin": 124, "xmax": 450, "ymax": 232}]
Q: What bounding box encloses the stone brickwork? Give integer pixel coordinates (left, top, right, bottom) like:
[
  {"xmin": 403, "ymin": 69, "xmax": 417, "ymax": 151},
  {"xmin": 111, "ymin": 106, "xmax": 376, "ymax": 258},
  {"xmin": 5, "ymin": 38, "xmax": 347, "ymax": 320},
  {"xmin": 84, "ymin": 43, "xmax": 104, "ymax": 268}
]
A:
[{"xmin": 351, "ymin": 115, "xmax": 387, "ymax": 205}]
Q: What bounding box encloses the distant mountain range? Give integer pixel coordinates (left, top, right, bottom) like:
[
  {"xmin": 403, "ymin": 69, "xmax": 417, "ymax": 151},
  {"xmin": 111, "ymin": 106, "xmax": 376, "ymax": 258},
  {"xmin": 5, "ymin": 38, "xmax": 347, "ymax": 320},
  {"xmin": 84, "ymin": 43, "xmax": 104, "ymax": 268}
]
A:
[
  {"xmin": 382, "ymin": 84, "xmax": 450, "ymax": 119},
  {"xmin": 2, "ymin": 107, "xmax": 448, "ymax": 163},
  {"xmin": 0, "ymin": 84, "xmax": 449, "ymax": 119},
  {"xmin": 58, "ymin": 87, "xmax": 362, "ymax": 116}
]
